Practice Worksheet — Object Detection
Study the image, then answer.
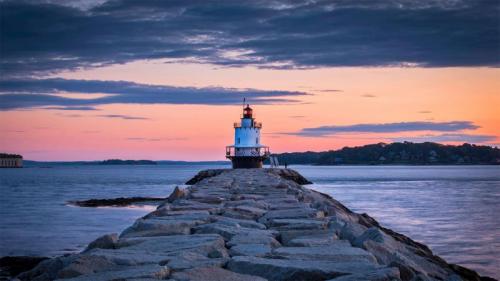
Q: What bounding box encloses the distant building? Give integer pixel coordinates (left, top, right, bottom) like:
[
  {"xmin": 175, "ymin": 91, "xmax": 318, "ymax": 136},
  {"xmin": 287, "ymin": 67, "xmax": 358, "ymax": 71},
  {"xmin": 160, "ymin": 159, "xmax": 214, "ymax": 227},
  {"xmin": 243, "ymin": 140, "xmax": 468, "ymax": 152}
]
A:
[{"xmin": 0, "ymin": 153, "xmax": 23, "ymax": 168}]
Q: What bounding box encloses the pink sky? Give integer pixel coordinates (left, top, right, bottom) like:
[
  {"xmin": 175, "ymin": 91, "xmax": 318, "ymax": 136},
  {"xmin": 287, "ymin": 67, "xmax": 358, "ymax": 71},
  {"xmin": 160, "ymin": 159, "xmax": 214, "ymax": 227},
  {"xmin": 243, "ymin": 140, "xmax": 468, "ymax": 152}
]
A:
[{"xmin": 1, "ymin": 61, "xmax": 499, "ymax": 161}]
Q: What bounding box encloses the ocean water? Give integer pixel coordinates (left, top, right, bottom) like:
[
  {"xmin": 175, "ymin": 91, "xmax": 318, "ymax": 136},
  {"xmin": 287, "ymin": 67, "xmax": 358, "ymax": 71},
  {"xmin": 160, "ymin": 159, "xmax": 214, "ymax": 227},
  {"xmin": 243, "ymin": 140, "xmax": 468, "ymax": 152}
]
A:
[
  {"xmin": 293, "ymin": 165, "xmax": 500, "ymax": 279},
  {"xmin": 0, "ymin": 165, "xmax": 499, "ymax": 278}
]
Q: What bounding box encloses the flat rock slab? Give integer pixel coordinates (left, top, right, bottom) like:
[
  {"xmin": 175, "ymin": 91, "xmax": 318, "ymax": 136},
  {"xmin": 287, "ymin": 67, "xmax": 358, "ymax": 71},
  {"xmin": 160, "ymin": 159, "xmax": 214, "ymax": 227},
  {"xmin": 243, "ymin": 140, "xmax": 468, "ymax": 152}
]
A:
[
  {"xmin": 227, "ymin": 256, "xmax": 380, "ymax": 281},
  {"xmin": 258, "ymin": 208, "xmax": 325, "ymax": 223},
  {"xmin": 229, "ymin": 243, "xmax": 273, "ymax": 257},
  {"xmin": 211, "ymin": 215, "xmax": 267, "ymax": 230},
  {"xmin": 120, "ymin": 219, "xmax": 200, "ymax": 238},
  {"xmin": 194, "ymin": 223, "xmax": 278, "ymax": 241},
  {"xmin": 161, "ymin": 252, "xmax": 228, "ymax": 271},
  {"xmin": 54, "ymin": 264, "xmax": 170, "ymax": 281},
  {"xmin": 227, "ymin": 233, "xmax": 281, "ymax": 248},
  {"xmin": 266, "ymin": 218, "xmax": 328, "ymax": 230},
  {"xmin": 172, "ymin": 266, "xmax": 268, "ymax": 281},
  {"xmin": 272, "ymin": 246, "xmax": 378, "ymax": 263},
  {"xmin": 287, "ymin": 236, "xmax": 346, "ymax": 247},
  {"xmin": 279, "ymin": 229, "xmax": 337, "ymax": 245},
  {"xmin": 325, "ymin": 267, "xmax": 400, "ymax": 281}
]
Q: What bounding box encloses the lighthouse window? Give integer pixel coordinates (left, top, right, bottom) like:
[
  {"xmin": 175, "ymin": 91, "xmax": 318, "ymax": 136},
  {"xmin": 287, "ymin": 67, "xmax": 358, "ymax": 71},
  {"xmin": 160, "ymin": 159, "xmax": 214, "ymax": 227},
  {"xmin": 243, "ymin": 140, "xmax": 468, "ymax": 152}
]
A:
[
  {"xmin": 256, "ymin": 137, "xmax": 259, "ymax": 144},
  {"xmin": 237, "ymin": 138, "xmax": 240, "ymax": 144}
]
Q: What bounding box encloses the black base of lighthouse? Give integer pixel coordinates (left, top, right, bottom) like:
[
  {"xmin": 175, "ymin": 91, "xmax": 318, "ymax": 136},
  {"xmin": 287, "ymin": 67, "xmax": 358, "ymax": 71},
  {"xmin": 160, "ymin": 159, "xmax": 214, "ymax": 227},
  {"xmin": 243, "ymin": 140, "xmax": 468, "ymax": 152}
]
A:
[{"xmin": 230, "ymin": 156, "xmax": 265, "ymax": 169}]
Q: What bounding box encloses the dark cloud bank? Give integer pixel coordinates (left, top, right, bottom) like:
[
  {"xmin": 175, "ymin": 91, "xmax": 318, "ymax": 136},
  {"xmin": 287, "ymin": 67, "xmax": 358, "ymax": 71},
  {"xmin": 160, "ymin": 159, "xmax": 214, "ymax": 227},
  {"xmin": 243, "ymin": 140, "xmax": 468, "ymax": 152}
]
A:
[
  {"xmin": 0, "ymin": 78, "xmax": 306, "ymax": 110},
  {"xmin": 289, "ymin": 121, "xmax": 480, "ymax": 137},
  {"xmin": 0, "ymin": 0, "xmax": 498, "ymax": 145},
  {"xmin": 1, "ymin": 0, "xmax": 498, "ymax": 78},
  {"xmin": 284, "ymin": 121, "xmax": 497, "ymax": 144}
]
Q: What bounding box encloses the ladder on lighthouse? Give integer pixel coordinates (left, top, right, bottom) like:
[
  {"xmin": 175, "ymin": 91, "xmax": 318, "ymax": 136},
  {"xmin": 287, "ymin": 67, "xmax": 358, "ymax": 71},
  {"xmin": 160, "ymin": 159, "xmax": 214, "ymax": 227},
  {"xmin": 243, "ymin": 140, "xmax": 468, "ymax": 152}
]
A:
[{"xmin": 270, "ymin": 156, "xmax": 280, "ymax": 168}]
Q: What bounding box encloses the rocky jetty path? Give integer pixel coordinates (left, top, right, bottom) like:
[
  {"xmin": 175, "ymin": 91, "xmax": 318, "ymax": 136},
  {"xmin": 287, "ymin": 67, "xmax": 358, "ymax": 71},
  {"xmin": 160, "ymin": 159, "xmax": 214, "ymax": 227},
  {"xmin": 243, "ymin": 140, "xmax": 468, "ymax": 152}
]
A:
[{"xmin": 15, "ymin": 169, "xmax": 490, "ymax": 281}]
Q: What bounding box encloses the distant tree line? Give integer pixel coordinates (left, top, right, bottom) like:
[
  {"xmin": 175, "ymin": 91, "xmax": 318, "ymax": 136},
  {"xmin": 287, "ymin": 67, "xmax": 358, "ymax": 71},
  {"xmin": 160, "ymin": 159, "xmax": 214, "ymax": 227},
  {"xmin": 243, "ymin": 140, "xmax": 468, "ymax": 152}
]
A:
[{"xmin": 274, "ymin": 142, "xmax": 500, "ymax": 165}]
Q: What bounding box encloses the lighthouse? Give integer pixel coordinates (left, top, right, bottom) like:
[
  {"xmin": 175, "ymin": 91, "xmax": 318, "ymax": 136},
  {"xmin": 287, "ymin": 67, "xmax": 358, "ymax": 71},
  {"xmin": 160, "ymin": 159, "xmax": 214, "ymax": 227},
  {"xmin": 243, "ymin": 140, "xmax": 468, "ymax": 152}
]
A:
[{"xmin": 226, "ymin": 103, "xmax": 270, "ymax": 168}]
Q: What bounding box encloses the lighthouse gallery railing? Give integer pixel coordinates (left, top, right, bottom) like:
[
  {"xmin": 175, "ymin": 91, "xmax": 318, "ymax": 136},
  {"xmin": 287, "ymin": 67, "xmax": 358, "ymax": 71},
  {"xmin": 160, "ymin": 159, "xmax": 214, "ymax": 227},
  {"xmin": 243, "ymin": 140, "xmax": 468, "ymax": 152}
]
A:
[{"xmin": 225, "ymin": 146, "xmax": 270, "ymax": 157}]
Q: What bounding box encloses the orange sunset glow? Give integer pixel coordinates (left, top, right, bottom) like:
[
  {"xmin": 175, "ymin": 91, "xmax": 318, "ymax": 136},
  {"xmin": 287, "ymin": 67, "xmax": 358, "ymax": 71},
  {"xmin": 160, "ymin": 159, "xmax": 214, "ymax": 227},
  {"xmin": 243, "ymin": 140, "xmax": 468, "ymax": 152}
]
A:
[{"xmin": 1, "ymin": 1, "xmax": 499, "ymax": 161}]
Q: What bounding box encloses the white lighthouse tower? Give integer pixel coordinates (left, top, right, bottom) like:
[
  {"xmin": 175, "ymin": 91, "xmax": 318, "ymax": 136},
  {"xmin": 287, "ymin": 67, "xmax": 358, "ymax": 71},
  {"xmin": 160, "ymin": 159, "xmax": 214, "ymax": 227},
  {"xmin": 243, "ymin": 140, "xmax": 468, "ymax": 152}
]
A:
[{"xmin": 226, "ymin": 103, "xmax": 270, "ymax": 168}]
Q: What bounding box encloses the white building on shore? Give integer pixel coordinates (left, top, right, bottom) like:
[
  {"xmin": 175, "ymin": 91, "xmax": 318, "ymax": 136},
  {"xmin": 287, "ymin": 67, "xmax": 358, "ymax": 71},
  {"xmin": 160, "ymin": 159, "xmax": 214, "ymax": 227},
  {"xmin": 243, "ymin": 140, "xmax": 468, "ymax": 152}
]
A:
[{"xmin": 0, "ymin": 153, "xmax": 23, "ymax": 168}]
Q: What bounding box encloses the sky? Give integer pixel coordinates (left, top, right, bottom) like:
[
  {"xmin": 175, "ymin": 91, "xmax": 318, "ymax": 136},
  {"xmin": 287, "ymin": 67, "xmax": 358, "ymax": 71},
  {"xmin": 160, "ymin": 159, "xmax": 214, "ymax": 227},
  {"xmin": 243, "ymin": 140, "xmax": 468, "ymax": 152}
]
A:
[{"xmin": 0, "ymin": 0, "xmax": 499, "ymax": 161}]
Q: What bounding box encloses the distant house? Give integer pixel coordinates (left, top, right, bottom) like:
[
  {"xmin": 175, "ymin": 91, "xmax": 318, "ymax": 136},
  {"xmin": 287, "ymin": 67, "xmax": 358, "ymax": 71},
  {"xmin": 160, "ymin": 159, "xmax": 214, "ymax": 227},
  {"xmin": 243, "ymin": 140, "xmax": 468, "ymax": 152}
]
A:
[{"xmin": 0, "ymin": 153, "xmax": 23, "ymax": 168}]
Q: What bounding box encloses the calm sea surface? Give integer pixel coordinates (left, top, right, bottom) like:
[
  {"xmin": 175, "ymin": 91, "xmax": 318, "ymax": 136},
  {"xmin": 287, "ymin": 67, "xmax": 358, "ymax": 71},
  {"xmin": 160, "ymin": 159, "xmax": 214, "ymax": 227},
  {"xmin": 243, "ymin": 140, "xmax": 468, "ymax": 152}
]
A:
[{"xmin": 0, "ymin": 165, "xmax": 498, "ymax": 278}]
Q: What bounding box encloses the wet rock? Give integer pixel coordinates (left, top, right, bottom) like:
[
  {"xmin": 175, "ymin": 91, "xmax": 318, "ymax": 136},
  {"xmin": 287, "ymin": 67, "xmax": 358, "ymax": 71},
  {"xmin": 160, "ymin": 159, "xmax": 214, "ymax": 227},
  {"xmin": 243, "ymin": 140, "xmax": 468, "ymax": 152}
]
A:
[
  {"xmin": 116, "ymin": 234, "xmax": 228, "ymax": 258},
  {"xmin": 227, "ymin": 255, "xmax": 380, "ymax": 281},
  {"xmin": 57, "ymin": 255, "xmax": 116, "ymax": 278},
  {"xmin": 119, "ymin": 218, "xmax": 200, "ymax": 238},
  {"xmin": 258, "ymin": 208, "xmax": 324, "ymax": 224},
  {"xmin": 224, "ymin": 199, "xmax": 270, "ymax": 210},
  {"xmin": 160, "ymin": 252, "xmax": 228, "ymax": 270},
  {"xmin": 172, "ymin": 266, "xmax": 267, "ymax": 281},
  {"xmin": 353, "ymin": 227, "xmax": 387, "ymax": 247},
  {"xmin": 267, "ymin": 168, "xmax": 312, "ymax": 185},
  {"xmin": 266, "ymin": 218, "xmax": 328, "ymax": 230},
  {"xmin": 80, "ymin": 234, "xmax": 228, "ymax": 267},
  {"xmin": 17, "ymin": 256, "xmax": 77, "ymax": 281},
  {"xmin": 167, "ymin": 186, "xmax": 186, "ymax": 202},
  {"xmin": 145, "ymin": 208, "xmax": 210, "ymax": 218},
  {"xmin": 84, "ymin": 233, "xmax": 118, "ymax": 251},
  {"xmin": 339, "ymin": 222, "xmax": 368, "ymax": 243},
  {"xmin": 271, "ymin": 245, "xmax": 378, "ymax": 263},
  {"xmin": 54, "ymin": 264, "xmax": 170, "ymax": 281},
  {"xmin": 279, "ymin": 229, "xmax": 336, "ymax": 245},
  {"xmin": 194, "ymin": 223, "xmax": 278, "ymax": 241},
  {"xmin": 185, "ymin": 169, "xmax": 224, "ymax": 185},
  {"xmin": 227, "ymin": 205, "xmax": 267, "ymax": 219},
  {"xmin": 229, "ymin": 244, "xmax": 273, "ymax": 257},
  {"xmin": 287, "ymin": 236, "xmax": 346, "ymax": 247},
  {"xmin": 0, "ymin": 256, "xmax": 49, "ymax": 279},
  {"xmin": 211, "ymin": 215, "xmax": 267, "ymax": 230},
  {"xmin": 227, "ymin": 233, "xmax": 281, "ymax": 248},
  {"xmin": 325, "ymin": 267, "xmax": 401, "ymax": 281},
  {"xmin": 169, "ymin": 200, "xmax": 221, "ymax": 212}
]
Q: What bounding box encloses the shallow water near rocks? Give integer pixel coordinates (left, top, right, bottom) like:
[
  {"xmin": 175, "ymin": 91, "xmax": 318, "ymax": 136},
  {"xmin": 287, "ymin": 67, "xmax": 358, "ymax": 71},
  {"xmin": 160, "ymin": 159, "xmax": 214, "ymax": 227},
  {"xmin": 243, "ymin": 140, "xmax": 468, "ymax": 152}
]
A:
[
  {"xmin": 294, "ymin": 165, "xmax": 500, "ymax": 279},
  {"xmin": 0, "ymin": 164, "xmax": 498, "ymax": 278}
]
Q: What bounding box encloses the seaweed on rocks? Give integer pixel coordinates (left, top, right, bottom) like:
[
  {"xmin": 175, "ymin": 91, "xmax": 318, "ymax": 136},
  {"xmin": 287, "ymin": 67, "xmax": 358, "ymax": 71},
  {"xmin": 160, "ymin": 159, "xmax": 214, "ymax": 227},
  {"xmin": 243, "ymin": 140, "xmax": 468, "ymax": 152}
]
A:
[
  {"xmin": 68, "ymin": 197, "xmax": 165, "ymax": 207},
  {"xmin": 0, "ymin": 256, "xmax": 48, "ymax": 280}
]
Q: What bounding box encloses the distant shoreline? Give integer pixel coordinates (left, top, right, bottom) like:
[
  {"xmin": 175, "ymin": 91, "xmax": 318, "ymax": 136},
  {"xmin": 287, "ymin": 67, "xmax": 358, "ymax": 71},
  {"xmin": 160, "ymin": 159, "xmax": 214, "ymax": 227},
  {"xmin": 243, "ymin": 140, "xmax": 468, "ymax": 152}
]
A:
[
  {"xmin": 17, "ymin": 162, "xmax": 500, "ymax": 168},
  {"xmin": 16, "ymin": 142, "xmax": 500, "ymax": 167},
  {"xmin": 22, "ymin": 160, "xmax": 231, "ymax": 167}
]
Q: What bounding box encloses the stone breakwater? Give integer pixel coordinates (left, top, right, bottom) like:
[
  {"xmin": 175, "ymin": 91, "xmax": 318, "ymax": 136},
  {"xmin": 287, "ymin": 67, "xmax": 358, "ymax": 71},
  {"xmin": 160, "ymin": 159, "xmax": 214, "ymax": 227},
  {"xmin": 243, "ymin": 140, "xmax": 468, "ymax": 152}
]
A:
[{"xmin": 15, "ymin": 169, "xmax": 492, "ymax": 281}]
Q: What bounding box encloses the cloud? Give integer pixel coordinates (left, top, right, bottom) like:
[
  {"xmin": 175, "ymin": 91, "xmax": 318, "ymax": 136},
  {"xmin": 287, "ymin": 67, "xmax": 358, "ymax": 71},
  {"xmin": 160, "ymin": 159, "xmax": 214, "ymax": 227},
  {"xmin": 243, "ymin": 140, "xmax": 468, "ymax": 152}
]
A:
[
  {"xmin": 126, "ymin": 137, "xmax": 187, "ymax": 141},
  {"xmin": 315, "ymin": 89, "xmax": 343, "ymax": 93},
  {"xmin": 0, "ymin": 78, "xmax": 306, "ymax": 110},
  {"xmin": 361, "ymin": 94, "xmax": 377, "ymax": 98},
  {"xmin": 418, "ymin": 110, "xmax": 432, "ymax": 114},
  {"xmin": 288, "ymin": 121, "xmax": 480, "ymax": 137},
  {"xmin": 45, "ymin": 106, "xmax": 99, "ymax": 111},
  {"xmin": 98, "ymin": 114, "xmax": 148, "ymax": 120},
  {"xmin": 57, "ymin": 113, "xmax": 82, "ymax": 118},
  {"xmin": 1, "ymin": 0, "xmax": 498, "ymax": 77},
  {"xmin": 391, "ymin": 133, "xmax": 498, "ymax": 144}
]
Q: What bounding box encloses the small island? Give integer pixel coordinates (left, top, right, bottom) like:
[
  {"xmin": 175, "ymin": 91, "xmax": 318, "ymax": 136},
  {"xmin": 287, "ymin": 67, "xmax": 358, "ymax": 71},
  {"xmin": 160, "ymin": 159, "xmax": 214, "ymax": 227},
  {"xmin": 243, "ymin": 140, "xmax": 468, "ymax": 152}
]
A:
[{"xmin": 99, "ymin": 159, "xmax": 157, "ymax": 165}]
